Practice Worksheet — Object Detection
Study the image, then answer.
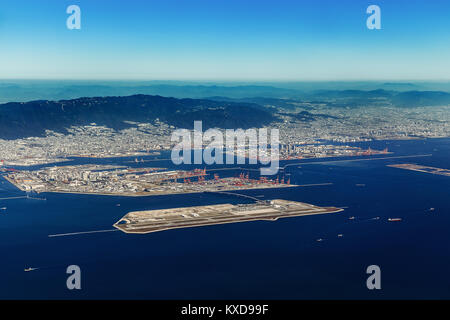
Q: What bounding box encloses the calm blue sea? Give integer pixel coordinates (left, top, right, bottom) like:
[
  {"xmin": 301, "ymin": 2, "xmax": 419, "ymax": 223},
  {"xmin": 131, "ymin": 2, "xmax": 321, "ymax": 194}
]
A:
[{"xmin": 0, "ymin": 138, "xmax": 449, "ymax": 299}]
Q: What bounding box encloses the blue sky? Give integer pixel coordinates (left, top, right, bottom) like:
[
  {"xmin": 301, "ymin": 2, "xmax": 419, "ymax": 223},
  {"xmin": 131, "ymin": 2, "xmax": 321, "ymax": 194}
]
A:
[{"xmin": 0, "ymin": 0, "xmax": 449, "ymax": 80}]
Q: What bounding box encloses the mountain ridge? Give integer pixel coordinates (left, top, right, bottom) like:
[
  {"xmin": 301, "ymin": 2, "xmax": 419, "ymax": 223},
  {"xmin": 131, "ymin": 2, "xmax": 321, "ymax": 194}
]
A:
[{"xmin": 0, "ymin": 94, "xmax": 277, "ymax": 139}]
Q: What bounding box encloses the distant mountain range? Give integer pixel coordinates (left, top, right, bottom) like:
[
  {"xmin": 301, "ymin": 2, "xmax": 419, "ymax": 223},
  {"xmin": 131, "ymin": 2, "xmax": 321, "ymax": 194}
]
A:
[
  {"xmin": 0, "ymin": 83, "xmax": 298, "ymax": 103},
  {"xmin": 0, "ymin": 95, "xmax": 277, "ymax": 139},
  {"xmin": 1, "ymin": 81, "xmax": 449, "ymax": 103},
  {"xmin": 310, "ymin": 90, "xmax": 450, "ymax": 108},
  {"xmin": 208, "ymin": 89, "xmax": 450, "ymax": 108}
]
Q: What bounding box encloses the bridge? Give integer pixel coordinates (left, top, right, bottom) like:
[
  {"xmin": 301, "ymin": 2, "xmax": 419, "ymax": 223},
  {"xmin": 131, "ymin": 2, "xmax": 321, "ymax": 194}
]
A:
[{"xmin": 203, "ymin": 191, "xmax": 263, "ymax": 203}]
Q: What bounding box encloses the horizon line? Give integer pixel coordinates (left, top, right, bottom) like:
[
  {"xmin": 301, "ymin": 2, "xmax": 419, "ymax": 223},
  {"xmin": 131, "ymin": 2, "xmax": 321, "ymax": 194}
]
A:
[{"xmin": 0, "ymin": 78, "xmax": 450, "ymax": 83}]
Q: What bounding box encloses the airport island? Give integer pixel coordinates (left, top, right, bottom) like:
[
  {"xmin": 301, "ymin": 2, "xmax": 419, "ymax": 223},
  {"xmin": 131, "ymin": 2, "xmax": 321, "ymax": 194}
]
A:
[
  {"xmin": 113, "ymin": 199, "xmax": 344, "ymax": 234},
  {"xmin": 3, "ymin": 165, "xmax": 296, "ymax": 196}
]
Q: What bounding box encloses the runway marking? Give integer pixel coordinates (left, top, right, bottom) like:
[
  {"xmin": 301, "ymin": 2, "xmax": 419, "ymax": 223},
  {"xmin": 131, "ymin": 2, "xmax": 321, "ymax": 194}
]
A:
[{"xmin": 48, "ymin": 229, "xmax": 118, "ymax": 238}]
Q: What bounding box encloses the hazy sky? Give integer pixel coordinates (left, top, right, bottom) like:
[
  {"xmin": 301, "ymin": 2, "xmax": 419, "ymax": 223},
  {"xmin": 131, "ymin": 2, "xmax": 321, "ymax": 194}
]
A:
[{"xmin": 0, "ymin": 0, "xmax": 449, "ymax": 80}]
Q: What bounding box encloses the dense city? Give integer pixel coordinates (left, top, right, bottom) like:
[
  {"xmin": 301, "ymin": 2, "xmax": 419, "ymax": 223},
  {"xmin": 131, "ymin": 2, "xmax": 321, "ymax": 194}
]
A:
[{"xmin": 0, "ymin": 104, "xmax": 448, "ymax": 167}]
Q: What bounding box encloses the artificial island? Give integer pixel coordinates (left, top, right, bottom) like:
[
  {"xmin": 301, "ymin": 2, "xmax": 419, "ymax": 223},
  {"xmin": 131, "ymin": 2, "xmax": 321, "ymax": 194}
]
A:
[
  {"xmin": 113, "ymin": 199, "xmax": 344, "ymax": 234},
  {"xmin": 3, "ymin": 165, "xmax": 296, "ymax": 196}
]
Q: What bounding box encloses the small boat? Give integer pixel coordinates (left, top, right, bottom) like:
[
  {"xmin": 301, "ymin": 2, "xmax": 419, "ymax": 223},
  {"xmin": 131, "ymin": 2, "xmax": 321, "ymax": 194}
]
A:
[
  {"xmin": 428, "ymin": 208, "xmax": 435, "ymax": 212},
  {"xmin": 337, "ymin": 234, "xmax": 343, "ymax": 238},
  {"xmin": 372, "ymin": 217, "xmax": 380, "ymax": 220},
  {"xmin": 349, "ymin": 216, "xmax": 355, "ymax": 220},
  {"xmin": 316, "ymin": 238, "xmax": 324, "ymax": 242},
  {"xmin": 116, "ymin": 204, "xmax": 121, "ymax": 207},
  {"xmin": 388, "ymin": 218, "xmax": 402, "ymax": 222},
  {"xmin": 0, "ymin": 207, "xmax": 6, "ymax": 210},
  {"xmin": 24, "ymin": 267, "xmax": 38, "ymax": 272}
]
